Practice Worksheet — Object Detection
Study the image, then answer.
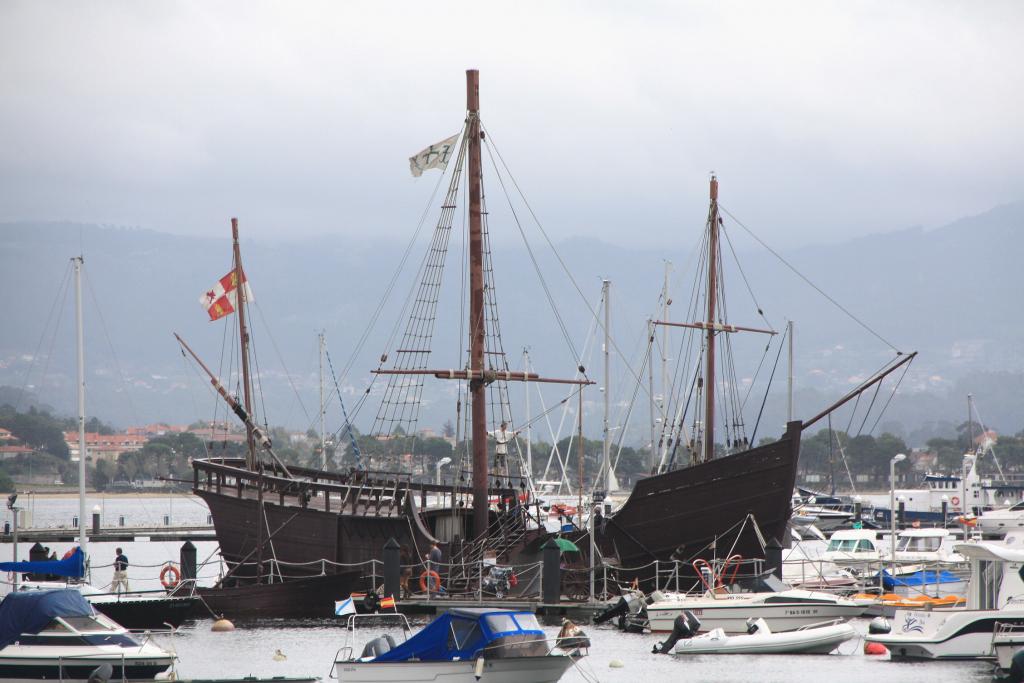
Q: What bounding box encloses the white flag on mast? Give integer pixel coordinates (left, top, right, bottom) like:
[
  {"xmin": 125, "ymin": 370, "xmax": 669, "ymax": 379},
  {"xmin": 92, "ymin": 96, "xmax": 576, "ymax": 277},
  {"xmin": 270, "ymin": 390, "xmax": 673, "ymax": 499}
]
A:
[{"xmin": 409, "ymin": 133, "xmax": 460, "ymax": 177}]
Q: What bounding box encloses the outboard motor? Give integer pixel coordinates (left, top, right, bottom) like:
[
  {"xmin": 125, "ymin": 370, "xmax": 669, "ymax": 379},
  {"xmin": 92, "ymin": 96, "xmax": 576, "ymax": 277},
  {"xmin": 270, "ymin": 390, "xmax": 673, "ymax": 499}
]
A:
[
  {"xmin": 745, "ymin": 617, "xmax": 760, "ymax": 635},
  {"xmin": 360, "ymin": 635, "xmax": 394, "ymax": 659},
  {"xmin": 88, "ymin": 664, "xmax": 113, "ymax": 683},
  {"xmin": 594, "ymin": 595, "xmax": 631, "ymax": 625},
  {"xmin": 652, "ymin": 611, "xmax": 701, "ymax": 654},
  {"xmin": 1008, "ymin": 648, "xmax": 1024, "ymax": 683},
  {"xmin": 868, "ymin": 617, "xmax": 891, "ymax": 635}
]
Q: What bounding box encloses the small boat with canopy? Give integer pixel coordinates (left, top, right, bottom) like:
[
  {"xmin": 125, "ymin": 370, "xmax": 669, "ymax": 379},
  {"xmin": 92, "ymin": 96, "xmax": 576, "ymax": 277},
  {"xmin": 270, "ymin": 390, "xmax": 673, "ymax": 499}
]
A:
[{"xmin": 331, "ymin": 608, "xmax": 576, "ymax": 683}]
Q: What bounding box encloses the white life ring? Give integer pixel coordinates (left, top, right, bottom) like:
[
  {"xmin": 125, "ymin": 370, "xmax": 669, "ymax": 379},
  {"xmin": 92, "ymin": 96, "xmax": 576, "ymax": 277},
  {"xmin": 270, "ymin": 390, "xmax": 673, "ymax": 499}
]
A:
[{"xmin": 951, "ymin": 496, "xmax": 960, "ymax": 506}]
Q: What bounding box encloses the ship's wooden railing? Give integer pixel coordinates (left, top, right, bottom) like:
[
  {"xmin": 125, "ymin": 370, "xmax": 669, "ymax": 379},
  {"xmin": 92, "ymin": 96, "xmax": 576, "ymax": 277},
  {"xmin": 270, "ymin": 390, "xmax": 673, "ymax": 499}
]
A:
[{"xmin": 192, "ymin": 457, "xmax": 527, "ymax": 517}]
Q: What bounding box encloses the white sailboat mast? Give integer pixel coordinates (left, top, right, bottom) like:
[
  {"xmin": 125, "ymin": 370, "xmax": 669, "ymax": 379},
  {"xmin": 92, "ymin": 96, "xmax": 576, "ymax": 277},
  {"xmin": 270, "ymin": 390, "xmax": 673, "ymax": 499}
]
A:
[
  {"xmin": 601, "ymin": 279, "xmax": 611, "ymax": 492},
  {"xmin": 73, "ymin": 256, "xmax": 87, "ymax": 554},
  {"xmin": 319, "ymin": 331, "xmax": 327, "ymax": 470}
]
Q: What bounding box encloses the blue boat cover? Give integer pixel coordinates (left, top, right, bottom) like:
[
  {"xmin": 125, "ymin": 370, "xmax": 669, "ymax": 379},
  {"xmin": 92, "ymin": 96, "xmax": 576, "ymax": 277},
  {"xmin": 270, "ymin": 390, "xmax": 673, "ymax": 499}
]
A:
[
  {"xmin": 0, "ymin": 546, "xmax": 85, "ymax": 579},
  {"xmin": 879, "ymin": 569, "xmax": 962, "ymax": 589},
  {"xmin": 0, "ymin": 588, "xmax": 95, "ymax": 648},
  {"xmin": 372, "ymin": 608, "xmax": 544, "ymax": 662}
]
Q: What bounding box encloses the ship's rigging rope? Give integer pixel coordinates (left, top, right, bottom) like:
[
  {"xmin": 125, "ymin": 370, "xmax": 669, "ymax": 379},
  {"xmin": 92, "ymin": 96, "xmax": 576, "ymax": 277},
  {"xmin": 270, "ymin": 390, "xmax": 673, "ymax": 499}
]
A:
[
  {"xmin": 719, "ymin": 204, "xmax": 902, "ymax": 354},
  {"xmin": 13, "ymin": 261, "xmax": 72, "ymax": 412},
  {"xmin": 324, "ymin": 345, "xmax": 362, "ymax": 469}
]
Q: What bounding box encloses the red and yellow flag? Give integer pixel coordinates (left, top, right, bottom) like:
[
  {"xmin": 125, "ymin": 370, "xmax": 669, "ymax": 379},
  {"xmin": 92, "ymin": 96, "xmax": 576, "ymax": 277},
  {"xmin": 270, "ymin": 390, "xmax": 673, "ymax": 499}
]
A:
[{"xmin": 199, "ymin": 269, "xmax": 254, "ymax": 321}]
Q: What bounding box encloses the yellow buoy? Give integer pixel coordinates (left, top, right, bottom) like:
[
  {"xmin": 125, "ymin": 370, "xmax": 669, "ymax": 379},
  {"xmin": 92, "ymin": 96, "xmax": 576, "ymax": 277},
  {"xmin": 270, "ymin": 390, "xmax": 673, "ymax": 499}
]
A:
[
  {"xmin": 609, "ymin": 659, "xmax": 625, "ymax": 668},
  {"xmin": 211, "ymin": 617, "xmax": 235, "ymax": 632},
  {"xmin": 273, "ymin": 649, "xmax": 287, "ymax": 662}
]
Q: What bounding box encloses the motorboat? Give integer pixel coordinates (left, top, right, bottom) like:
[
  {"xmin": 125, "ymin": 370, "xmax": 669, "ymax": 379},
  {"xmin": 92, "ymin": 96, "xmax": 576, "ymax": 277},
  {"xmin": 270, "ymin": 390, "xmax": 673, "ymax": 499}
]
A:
[
  {"xmin": 822, "ymin": 529, "xmax": 886, "ymax": 567},
  {"xmin": 865, "ymin": 531, "xmax": 1024, "ymax": 660},
  {"xmin": 978, "ymin": 502, "xmax": 1024, "ymax": 536},
  {"xmin": 645, "ymin": 573, "xmax": 865, "ymax": 633},
  {"xmin": 653, "ymin": 612, "xmax": 856, "ymax": 655},
  {"xmin": 0, "ymin": 548, "xmax": 197, "ymax": 630},
  {"xmin": 0, "ymin": 588, "xmax": 176, "ymax": 682},
  {"xmin": 331, "ymin": 608, "xmax": 576, "ymax": 683},
  {"xmin": 993, "ymin": 622, "xmax": 1024, "ymax": 673},
  {"xmin": 783, "ymin": 538, "xmax": 857, "ymax": 590},
  {"xmin": 881, "ymin": 528, "xmax": 966, "ymax": 564}
]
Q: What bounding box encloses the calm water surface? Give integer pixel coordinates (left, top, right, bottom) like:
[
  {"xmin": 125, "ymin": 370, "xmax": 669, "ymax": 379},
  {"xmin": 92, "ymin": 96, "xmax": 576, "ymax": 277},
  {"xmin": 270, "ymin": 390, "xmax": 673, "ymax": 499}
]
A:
[{"xmin": 157, "ymin": 617, "xmax": 994, "ymax": 683}]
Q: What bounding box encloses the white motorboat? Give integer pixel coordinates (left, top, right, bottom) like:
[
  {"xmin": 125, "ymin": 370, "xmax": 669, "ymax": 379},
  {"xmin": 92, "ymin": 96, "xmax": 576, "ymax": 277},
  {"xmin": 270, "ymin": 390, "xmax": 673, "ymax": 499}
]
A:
[
  {"xmin": 332, "ymin": 608, "xmax": 576, "ymax": 683},
  {"xmin": 783, "ymin": 539, "xmax": 857, "ymax": 590},
  {"xmin": 882, "ymin": 528, "xmax": 966, "ymax": 564},
  {"xmin": 822, "ymin": 529, "xmax": 886, "ymax": 567},
  {"xmin": 645, "ymin": 573, "xmax": 865, "ymax": 633},
  {"xmin": 656, "ymin": 615, "xmax": 856, "ymax": 655},
  {"xmin": 865, "ymin": 531, "xmax": 1024, "ymax": 660},
  {"xmin": 978, "ymin": 502, "xmax": 1024, "ymax": 536},
  {"xmin": 0, "ymin": 588, "xmax": 176, "ymax": 683},
  {"xmin": 992, "ymin": 622, "xmax": 1024, "ymax": 672},
  {"xmin": 0, "ymin": 547, "xmax": 197, "ymax": 631}
]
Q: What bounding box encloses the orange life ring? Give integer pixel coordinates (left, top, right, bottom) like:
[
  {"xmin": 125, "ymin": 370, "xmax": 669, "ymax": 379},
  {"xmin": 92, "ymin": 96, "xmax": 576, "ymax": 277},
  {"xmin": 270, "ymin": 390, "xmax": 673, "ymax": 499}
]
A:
[
  {"xmin": 951, "ymin": 496, "xmax": 960, "ymax": 506},
  {"xmin": 160, "ymin": 564, "xmax": 181, "ymax": 589},
  {"xmin": 419, "ymin": 570, "xmax": 441, "ymax": 592}
]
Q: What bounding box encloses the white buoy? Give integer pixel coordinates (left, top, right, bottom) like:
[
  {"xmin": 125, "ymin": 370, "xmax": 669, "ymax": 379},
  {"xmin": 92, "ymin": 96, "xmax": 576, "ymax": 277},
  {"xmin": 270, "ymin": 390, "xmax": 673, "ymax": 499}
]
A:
[
  {"xmin": 609, "ymin": 659, "xmax": 625, "ymax": 668},
  {"xmin": 211, "ymin": 617, "xmax": 235, "ymax": 632},
  {"xmin": 273, "ymin": 649, "xmax": 287, "ymax": 662}
]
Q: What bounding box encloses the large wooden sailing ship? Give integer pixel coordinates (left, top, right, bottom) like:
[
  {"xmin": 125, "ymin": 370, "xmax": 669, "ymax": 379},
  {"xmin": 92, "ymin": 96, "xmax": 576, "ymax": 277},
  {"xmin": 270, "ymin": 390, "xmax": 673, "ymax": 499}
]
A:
[
  {"xmin": 187, "ymin": 70, "xmax": 589, "ymax": 580},
  {"xmin": 185, "ymin": 70, "xmax": 914, "ymax": 592}
]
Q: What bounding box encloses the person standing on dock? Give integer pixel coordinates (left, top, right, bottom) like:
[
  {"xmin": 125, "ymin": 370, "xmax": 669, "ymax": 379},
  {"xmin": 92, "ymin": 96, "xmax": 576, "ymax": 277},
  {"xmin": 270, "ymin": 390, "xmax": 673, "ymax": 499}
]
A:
[
  {"xmin": 427, "ymin": 543, "xmax": 443, "ymax": 592},
  {"xmin": 110, "ymin": 548, "xmax": 129, "ymax": 593}
]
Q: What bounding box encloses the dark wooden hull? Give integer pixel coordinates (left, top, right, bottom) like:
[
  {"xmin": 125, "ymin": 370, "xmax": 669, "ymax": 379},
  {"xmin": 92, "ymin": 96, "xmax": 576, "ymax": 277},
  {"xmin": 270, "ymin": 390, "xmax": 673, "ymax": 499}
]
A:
[
  {"xmin": 595, "ymin": 420, "xmax": 802, "ymax": 573},
  {"xmin": 194, "ymin": 489, "xmax": 433, "ymax": 572},
  {"xmin": 195, "ymin": 571, "xmax": 365, "ymax": 619},
  {"xmin": 92, "ymin": 595, "xmax": 197, "ymax": 630}
]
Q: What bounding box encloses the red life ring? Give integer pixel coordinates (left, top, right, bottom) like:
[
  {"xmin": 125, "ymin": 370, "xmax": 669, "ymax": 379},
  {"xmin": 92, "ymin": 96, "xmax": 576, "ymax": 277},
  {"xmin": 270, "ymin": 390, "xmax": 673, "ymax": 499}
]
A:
[
  {"xmin": 951, "ymin": 496, "xmax": 960, "ymax": 506},
  {"xmin": 419, "ymin": 570, "xmax": 441, "ymax": 592},
  {"xmin": 160, "ymin": 564, "xmax": 181, "ymax": 589}
]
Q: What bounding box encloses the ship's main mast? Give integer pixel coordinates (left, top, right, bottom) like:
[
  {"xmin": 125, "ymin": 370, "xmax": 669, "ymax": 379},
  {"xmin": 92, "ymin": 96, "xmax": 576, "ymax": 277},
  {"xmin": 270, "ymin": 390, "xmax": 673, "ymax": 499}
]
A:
[{"xmin": 466, "ymin": 69, "xmax": 489, "ymax": 537}]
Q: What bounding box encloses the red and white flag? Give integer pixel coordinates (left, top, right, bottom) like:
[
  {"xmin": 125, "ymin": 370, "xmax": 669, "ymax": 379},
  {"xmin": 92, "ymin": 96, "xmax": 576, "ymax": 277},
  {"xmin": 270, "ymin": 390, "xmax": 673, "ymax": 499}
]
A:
[{"xmin": 199, "ymin": 269, "xmax": 254, "ymax": 321}]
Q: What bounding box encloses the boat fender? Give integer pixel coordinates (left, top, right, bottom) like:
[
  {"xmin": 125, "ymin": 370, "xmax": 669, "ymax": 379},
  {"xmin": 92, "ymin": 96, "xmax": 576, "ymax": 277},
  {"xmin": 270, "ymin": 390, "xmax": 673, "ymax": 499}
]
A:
[
  {"xmin": 652, "ymin": 611, "xmax": 701, "ymax": 654},
  {"xmin": 211, "ymin": 617, "xmax": 235, "ymax": 632},
  {"xmin": 863, "ymin": 642, "xmax": 888, "ymax": 656},
  {"xmin": 474, "ymin": 657, "xmax": 485, "ymax": 680},
  {"xmin": 868, "ymin": 617, "xmax": 891, "ymax": 635},
  {"xmin": 88, "ymin": 663, "xmax": 113, "ymax": 683}
]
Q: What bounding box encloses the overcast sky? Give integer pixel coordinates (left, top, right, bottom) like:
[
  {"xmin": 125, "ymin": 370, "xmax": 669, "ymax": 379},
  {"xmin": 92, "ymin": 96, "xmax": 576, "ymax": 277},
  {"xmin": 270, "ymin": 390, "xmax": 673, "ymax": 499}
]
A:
[{"xmin": 1, "ymin": 1, "xmax": 1021, "ymax": 248}]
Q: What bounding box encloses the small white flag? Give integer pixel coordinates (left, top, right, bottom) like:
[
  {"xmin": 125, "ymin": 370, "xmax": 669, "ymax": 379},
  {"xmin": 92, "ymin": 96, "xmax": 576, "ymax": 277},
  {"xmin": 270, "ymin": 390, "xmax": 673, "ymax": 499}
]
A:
[
  {"xmin": 409, "ymin": 133, "xmax": 460, "ymax": 177},
  {"xmin": 334, "ymin": 598, "xmax": 356, "ymax": 616}
]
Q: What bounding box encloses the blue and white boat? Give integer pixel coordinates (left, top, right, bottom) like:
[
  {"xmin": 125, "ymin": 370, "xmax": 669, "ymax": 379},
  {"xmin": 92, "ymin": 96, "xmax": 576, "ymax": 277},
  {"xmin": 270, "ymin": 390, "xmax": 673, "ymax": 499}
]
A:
[
  {"xmin": 0, "ymin": 589, "xmax": 176, "ymax": 683},
  {"xmin": 331, "ymin": 608, "xmax": 576, "ymax": 683}
]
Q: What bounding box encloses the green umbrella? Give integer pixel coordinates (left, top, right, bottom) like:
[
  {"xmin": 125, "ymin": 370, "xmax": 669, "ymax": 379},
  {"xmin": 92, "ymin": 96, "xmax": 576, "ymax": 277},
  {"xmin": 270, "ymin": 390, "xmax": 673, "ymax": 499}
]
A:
[{"xmin": 553, "ymin": 537, "xmax": 580, "ymax": 552}]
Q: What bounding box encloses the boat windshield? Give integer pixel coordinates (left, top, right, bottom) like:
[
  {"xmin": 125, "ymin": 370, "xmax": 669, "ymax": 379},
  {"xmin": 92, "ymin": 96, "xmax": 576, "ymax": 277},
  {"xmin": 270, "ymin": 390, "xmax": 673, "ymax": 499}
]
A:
[
  {"xmin": 827, "ymin": 538, "xmax": 874, "ymax": 553},
  {"xmin": 897, "ymin": 536, "xmax": 941, "ymax": 552},
  {"xmin": 1010, "ymin": 502, "xmax": 1024, "ymax": 512},
  {"xmin": 61, "ymin": 616, "xmax": 116, "ymax": 632}
]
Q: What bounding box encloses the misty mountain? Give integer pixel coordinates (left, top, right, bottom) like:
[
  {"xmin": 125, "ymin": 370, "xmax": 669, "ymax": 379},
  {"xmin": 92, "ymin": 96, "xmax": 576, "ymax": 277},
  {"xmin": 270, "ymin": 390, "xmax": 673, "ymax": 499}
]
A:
[{"xmin": 1, "ymin": 200, "xmax": 1023, "ymax": 446}]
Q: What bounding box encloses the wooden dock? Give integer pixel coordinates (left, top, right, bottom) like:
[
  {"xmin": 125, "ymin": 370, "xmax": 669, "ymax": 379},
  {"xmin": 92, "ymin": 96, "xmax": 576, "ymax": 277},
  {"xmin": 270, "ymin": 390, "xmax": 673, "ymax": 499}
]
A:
[
  {"xmin": 0, "ymin": 525, "xmax": 218, "ymax": 543},
  {"xmin": 392, "ymin": 597, "xmax": 600, "ymax": 620}
]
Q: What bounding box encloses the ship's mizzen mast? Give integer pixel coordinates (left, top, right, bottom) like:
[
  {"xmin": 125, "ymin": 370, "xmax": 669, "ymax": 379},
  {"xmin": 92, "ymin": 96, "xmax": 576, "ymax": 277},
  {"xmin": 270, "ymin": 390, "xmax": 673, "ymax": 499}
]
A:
[
  {"xmin": 704, "ymin": 176, "xmax": 720, "ymax": 464},
  {"xmin": 232, "ymin": 218, "xmax": 257, "ymax": 471},
  {"xmin": 467, "ymin": 69, "xmax": 489, "ymax": 538}
]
